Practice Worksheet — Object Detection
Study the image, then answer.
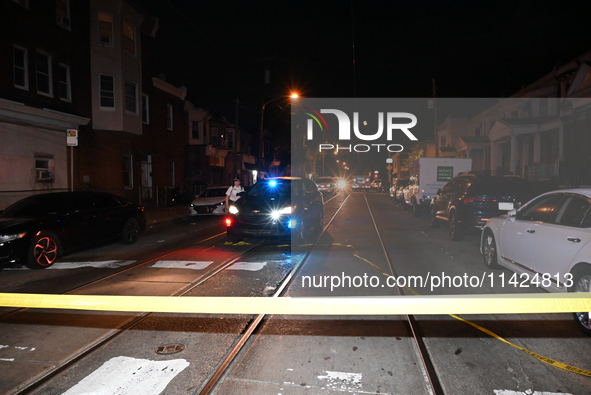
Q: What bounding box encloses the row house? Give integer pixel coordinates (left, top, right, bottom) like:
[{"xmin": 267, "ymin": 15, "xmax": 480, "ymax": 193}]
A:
[
  {"xmin": 0, "ymin": 0, "xmax": 92, "ymax": 208},
  {"xmin": 1, "ymin": 0, "xmax": 252, "ymax": 209},
  {"xmin": 185, "ymin": 101, "xmax": 257, "ymax": 194},
  {"xmin": 434, "ymin": 50, "xmax": 591, "ymax": 187}
]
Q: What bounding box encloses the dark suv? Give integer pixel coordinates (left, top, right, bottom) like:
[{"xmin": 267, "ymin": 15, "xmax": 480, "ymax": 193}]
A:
[
  {"xmin": 429, "ymin": 173, "xmax": 531, "ymax": 241},
  {"xmin": 225, "ymin": 177, "xmax": 324, "ymax": 242}
]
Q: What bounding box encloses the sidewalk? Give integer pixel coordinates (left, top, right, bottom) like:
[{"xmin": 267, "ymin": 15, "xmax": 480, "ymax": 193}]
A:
[{"xmin": 143, "ymin": 205, "xmax": 192, "ymax": 226}]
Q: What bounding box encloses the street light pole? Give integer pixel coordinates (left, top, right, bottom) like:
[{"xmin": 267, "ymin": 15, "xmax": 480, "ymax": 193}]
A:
[{"xmin": 258, "ymin": 93, "xmax": 299, "ymax": 172}]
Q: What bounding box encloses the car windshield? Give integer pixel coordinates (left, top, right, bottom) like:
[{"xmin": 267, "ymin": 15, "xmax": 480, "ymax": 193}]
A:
[
  {"xmin": 199, "ymin": 188, "xmax": 227, "ymax": 198},
  {"xmin": 248, "ymin": 179, "xmax": 292, "ymax": 197},
  {"xmin": 0, "ymin": 195, "xmax": 68, "ymax": 217}
]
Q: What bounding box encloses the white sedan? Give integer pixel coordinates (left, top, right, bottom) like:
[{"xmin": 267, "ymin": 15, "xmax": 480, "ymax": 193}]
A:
[
  {"xmin": 189, "ymin": 186, "xmax": 229, "ymax": 215},
  {"xmin": 481, "ymin": 189, "xmax": 591, "ymax": 335}
]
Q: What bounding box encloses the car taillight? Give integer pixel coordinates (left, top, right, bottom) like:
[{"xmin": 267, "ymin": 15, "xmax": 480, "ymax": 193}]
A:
[
  {"xmin": 463, "ymin": 196, "xmax": 495, "ymax": 204},
  {"xmin": 225, "ymin": 217, "xmax": 232, "ymax": 227}
]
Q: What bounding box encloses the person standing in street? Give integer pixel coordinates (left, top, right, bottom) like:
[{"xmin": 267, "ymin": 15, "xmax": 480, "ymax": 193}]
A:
[{"xmin": 225, "ymin": 178, "xmax": 245, "ymax": 211}]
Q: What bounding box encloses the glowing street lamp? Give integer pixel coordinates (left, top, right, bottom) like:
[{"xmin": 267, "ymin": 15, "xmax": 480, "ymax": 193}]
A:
[{"xmin": 259, "ymin": 92, "xmax": 299, "ymax": 161}]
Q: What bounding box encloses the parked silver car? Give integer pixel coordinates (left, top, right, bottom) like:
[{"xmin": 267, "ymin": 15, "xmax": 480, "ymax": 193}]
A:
[{"xmin": 189, "ymin": 186, "xmax": 229, "ymax": 215}]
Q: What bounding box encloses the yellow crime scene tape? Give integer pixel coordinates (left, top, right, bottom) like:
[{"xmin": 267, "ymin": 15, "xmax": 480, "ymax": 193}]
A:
[
  {"xmin": 1, "ymin": 241, "xmax": 590, "ymax": 377},
  {"xmin": 333, "ymin": 242, "xmax": 591, "ymax": 378}
]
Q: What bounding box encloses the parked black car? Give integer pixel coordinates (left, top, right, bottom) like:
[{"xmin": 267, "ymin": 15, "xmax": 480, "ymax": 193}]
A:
[
  {"xmin": 0, "ymin": 191, "xmax": 146, "ymax": 269},
  {"xmin": 225, "ymin": 177, "xmax": 324, "ymax": 242},
  {"xmin": 429, "ymin": 174, "xmax": 531, "ymax": 241}
]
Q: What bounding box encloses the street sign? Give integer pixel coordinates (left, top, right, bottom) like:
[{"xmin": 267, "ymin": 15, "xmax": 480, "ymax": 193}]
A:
[{"xmin": 67, "ymin": 129, "xmax": 78, "ymax": 146}]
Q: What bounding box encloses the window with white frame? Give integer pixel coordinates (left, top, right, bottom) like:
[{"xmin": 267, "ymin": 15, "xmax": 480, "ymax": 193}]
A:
[
  {"xmin": 99, "ymin": 74, "xmax": 115, "ymax": 108},
  {"xmin": 166, "ymin": 103, "xmax": 173, "ymax": 130},
  {"xmin": 125, "ymin": 80, "xmax": 138, "ymax": 114},
  {"xmin": 98, "ymin": 12, "xmax": 113, "ymax": 46},
  {"xmin": 55, "ymin": 0, "xmax": 70, "ymax": 30},
  {"xmin": 36, "ymin": 50, "xmax": 52, "ymax": 97},
  {"xmin": 122, "ymin": 22, "xmax": 135, "ymax": 54},
  {"xmin": 123, "ymin": 154, "xmax": 133, "ymax": 188},
  {"xmin": 58, "ymin": 63, "xmax": 71, "ymax": 102},
  {"xmin": 13, "ymin": 45, "xmax": 28, "ymax": 90},
  {"xmin": 142, "ymin": 94, "xmax": 150, "ymax": 124},
  {"xmin": 191, "ymin": 121, "xmax": 200, "ymax": 139},
  {"xmin": 35, "ymin": 154, "xmax": 54, "ymax": 182}
]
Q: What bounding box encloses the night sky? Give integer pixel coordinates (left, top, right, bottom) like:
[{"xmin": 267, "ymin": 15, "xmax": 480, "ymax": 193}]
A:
[{"xmin": 136, "ymin": 0, "xmax": 591, "ymax": 129}]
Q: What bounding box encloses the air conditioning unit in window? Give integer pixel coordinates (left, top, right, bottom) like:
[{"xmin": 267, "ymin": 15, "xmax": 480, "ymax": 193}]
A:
[{"xmin": 36, "ymin": 170, "xmax": 54, "ymax": 182}]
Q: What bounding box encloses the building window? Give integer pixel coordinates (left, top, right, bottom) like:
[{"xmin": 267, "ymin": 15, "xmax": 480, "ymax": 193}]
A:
[
  {"xmin": 58, "ymin": 63, "xmax": 71, "ymax": 102},
  {"xmin": 211, "ymin": 127, "xmax": 219, "ymax": 145},
  {"xmin": 122, "ymin": 22, "xmax": 135, "ymax": 54},
  {"xmin": 98, "ymin": 12, "xmax": 113, "ymax": 46},
  {"xmin": 99, "ymin": 74, "xmax": 115, "ymax": 108},
  {"xmin": 13, "ymin": 45, "xmax": 28, "ymax": 90},
  {"xmin": 56, "ymin": 0, "xmax": 70, "ymax": 30},
  {"xmin": 123, "ymin": 154, "xmax": 133, "ymax": 188},
  {"xmin": 169, "ymin": 159, "xmax": 176, "ymax": 186},
  {"xmin": 166, "ymin": 104, "xmax": 173, "ymax": 130},
  {"xmin": 191, "ymin": 121, "xmax": 200, "ymax": 139},
  {"xmin": 227, "ymin": 130, "xmax": 235, "ymax": 150},
  {"xmin": 142, "ymin": 94, "xmax": 149, "ymax": 124},
  {"xmin": 36, "ymin": 51, "xmax": 52, "ymax": 97},
  {"xmin": 125, "ymin": 80, "xmax": 138, "ymax": 114},
  {"xmin": 35, "ymin": 155, "xmax": 54, "ymax": 182}
]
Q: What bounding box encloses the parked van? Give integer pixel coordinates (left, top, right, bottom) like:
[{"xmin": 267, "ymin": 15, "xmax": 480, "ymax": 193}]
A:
[{"xmin": 402, "ymin": 158, "xmax": 472, "ymax": 216}]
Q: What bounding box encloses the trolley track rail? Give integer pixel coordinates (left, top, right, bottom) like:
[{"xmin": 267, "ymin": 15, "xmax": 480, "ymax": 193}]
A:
[{"xmin": 9, "ymin": 191, "xmax": 444, "ymax": 394}]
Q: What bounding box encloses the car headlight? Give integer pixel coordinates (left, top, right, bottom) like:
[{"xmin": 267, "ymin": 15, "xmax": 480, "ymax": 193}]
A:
[
  {"xmin": 270, "ymin": 206, "xmax": 292, "ymax": 220},
  {"xmin": 229, "ymin": 205, "xmax": 239, "ymax": 214},
  {"xmin": 0, "ymin": 232, "xmax": 27, "ymax": 244}
]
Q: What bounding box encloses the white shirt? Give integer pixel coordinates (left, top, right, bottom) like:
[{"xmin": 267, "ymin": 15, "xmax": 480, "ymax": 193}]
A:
[{"xmin": 226, "ymin": 184, "xmax": 245, "ymax": 202}]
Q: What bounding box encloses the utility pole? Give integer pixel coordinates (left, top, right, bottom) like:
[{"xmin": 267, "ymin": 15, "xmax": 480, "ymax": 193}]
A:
[{"xmin": 432, "ymin": 78, "xmax": 439, "ymax": 158}]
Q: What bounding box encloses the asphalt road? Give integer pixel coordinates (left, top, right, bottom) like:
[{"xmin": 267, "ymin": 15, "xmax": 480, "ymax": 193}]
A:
[{"xmin": 0, "ymin": 192, "xmax": 590, "ymax": 394}]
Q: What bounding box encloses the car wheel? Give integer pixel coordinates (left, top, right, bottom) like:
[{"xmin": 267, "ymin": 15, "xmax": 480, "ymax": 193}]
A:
[
  {"xmin": 429, "ymin": 206, "xmax": 439, "ymax": 228},
  {"xmin": 482, "ymin": 229, "xmax": 501, "ymax": 269},
  {"xmin": 226, "ymin": 227, "xmax": 241, "ymax": 242},
  {"xmin": 412, "ymin": 199, "xmax": 421, "ymax": 217},
  {"xmin": 569, "ymin": 266, "xmax": 591, "ymax": 335},
  {"xmin": 449, "ymin": 211, "xmax": 464, "ymax": 241},
  {"xmin": 26, "ymin": 232, "xmax": 60, "ymax": 269},
  {"xmin": 121, "ymin": 218, "xmax": 140, "ymax": 244}
]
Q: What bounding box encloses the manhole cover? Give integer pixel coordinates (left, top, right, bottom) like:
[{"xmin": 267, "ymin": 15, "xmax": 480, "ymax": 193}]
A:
[{"xmin": 156, "ymin": 342, "xmax": 186, "ymax": 355}]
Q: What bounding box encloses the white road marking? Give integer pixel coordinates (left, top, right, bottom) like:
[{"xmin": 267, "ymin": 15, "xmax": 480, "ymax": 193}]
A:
[
  {"xmin": 3, "ymin": 260, "xmax": 136, "ymax": 270},
  {"xmin": 63, "ymin": 356, "xmax": 189, "ymax": 395},
  {"xmin": 0, "ymin": 358, "xmax": 15, "ymax": 362},
  {"xmin": 317, "ymin": 371, "xmax": 362, "ymax": 391},
  {"xmin": 226, "ymin": 261, "xmax": 267, "ymax": 271},
  {"xmin": 151, "ymin": 260, "xmax": 213, "ymax": 270},
  {"xmin": 494, "ymin": 391, "xmax": 572, "ymax": 395}
]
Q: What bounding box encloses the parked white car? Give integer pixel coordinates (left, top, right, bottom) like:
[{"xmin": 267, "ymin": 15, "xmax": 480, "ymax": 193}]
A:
[
  {"xmin": 481, "ymin": 188, "xmax": 591, "ymax": 334},
  {"xmin": 189, "ymin": 186, "xmax": 229, "ymax": 215}
]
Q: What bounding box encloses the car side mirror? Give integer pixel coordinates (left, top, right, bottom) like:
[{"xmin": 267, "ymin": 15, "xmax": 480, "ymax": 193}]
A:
[
  {"xmin": 508, "ymin": 208, "xmax": 517, "ymax": 218},
  {"xmin": 436, "ymin": 188, "xmax": 442, "ymax": 195}
]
